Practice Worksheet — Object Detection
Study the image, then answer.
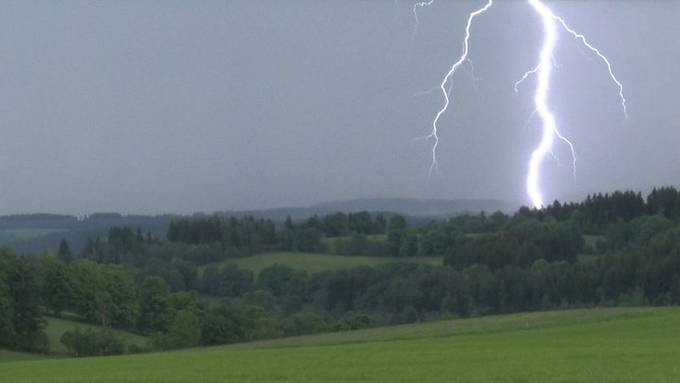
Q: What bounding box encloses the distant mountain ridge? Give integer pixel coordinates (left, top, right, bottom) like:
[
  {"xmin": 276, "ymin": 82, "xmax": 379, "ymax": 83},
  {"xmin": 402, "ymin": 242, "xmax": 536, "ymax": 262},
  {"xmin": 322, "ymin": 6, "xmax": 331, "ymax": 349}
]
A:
[
  {"xmin": 314, "ymin": 198, "xmax": 517, "ymax": 216},
  {"xmin": 0, "ymin": 198, "xmax": 517, "ymax": 254},
  {"xmin": 222, "ymin": 197, "xmax": 518, "ymax": 221}
]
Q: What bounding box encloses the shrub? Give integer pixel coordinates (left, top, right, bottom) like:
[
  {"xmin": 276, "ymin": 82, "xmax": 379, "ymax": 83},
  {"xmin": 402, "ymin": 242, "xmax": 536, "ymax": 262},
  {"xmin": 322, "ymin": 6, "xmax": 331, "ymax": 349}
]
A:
[{"xmin": 60, "ymin": 327, "xmax": 126, "ymax": 357}]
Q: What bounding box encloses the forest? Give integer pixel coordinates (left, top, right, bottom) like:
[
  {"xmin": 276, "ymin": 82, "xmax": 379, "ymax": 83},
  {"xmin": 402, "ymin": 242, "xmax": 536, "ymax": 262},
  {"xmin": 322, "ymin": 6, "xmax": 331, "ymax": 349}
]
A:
[{"xmin": 2, "ymin": 187, "xmax": 680, "ymax": 357}]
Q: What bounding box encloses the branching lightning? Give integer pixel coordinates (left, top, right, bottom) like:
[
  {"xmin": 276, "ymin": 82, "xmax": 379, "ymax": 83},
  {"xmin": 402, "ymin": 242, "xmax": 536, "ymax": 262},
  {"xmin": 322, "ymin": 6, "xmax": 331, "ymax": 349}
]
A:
[
  {"xmin": 414, "ymin": 0, "xmax": 627, "ymax": 208},
  {"xmin": 554, "ymin": 16, "xmax": 627, "ymax": 117},
  {"xmin": 420, "ymin": 0, "xmax": 493, "ymax": 175},
  {"xmin": 412, "ymin": 0, "xmax": 435, "ymax": 37}
]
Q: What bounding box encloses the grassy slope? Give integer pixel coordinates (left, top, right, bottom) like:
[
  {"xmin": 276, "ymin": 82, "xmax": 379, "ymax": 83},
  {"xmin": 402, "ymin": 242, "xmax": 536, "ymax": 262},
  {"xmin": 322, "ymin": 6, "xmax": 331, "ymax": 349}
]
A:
[
  {"xmin": 3, "ymin": 307, "xmax": 679, "ymax": 382},
  {"xmin": 206, "ymin": 235, "xmax": 600, "ymax": 276},
  {"xmin": 226, "ymin": 306, "xmax": 659, "ymax": 349},
  {"xmin": 213, "ymin": 252, "xmax": 443, "ymax": 275},
  {"xmin": 321, "ymin": 234, "xmax": 387, "ymax": 246},
  {"xmin": 45, "ymin": 317, "xmax": 149, "ymax": 355},
  {"xmin": 0, "ymin": 317, "xmax": 148, "ymax": 363},
  {"xmin": 0, "ymin": 350, "xmax": 47, "ymax": 363}
]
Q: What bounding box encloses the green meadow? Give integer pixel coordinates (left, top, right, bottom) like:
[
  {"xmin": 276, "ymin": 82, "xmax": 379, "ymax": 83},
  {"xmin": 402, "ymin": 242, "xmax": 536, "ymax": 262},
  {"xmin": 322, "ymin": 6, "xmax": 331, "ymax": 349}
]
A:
[
  {"xmin": 2, "ymin": 307, "xmax": 679, "ymax": 382},
  {"xmin": 207, "ymin": 251, "xmax": 443, "ymax": 275},
  {"xmin": 0, "ymin": 316, "xmax": 149, "ymax": 362},
  {"xmin": 44, "ymin": 317, "xmax": 149, "ymax": 355}
]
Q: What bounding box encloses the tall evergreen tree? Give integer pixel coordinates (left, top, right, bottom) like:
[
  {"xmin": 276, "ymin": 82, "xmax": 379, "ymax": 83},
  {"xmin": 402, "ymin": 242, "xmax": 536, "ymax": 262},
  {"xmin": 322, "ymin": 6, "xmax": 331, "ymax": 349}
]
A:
[{"xmin": 57, "ymin": 239, "xmax": 73, "ymax": 264}]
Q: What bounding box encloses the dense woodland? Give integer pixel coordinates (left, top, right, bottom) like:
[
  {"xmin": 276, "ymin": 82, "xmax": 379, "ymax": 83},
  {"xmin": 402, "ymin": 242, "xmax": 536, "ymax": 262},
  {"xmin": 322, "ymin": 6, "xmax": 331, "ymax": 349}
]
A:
[{"xmin": 2, "ymin": 187, "xmax": 680, "ymax": 356}]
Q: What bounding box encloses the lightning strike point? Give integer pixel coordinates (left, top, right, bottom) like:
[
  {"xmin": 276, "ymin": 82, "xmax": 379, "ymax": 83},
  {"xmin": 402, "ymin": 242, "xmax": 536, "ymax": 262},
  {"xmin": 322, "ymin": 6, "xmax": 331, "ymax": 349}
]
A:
[
  {"xmin": 413, "ymin": 0, "xmax": 626, "ymax": 206},
  {"xmin": 526, "ymin": 0, "xmax": 558, "ymax": 209}
]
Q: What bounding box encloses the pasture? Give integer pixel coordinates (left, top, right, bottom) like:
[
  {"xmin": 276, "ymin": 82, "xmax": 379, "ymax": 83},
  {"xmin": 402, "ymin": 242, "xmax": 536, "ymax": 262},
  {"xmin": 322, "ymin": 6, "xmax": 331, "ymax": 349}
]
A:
[
  {"xmin": 2, "ymin": 307, "xmax": 679, "ymax": 382},
  {"xmin": 208, "ymin": 251, "xmax": 443, "ymax": 275}
]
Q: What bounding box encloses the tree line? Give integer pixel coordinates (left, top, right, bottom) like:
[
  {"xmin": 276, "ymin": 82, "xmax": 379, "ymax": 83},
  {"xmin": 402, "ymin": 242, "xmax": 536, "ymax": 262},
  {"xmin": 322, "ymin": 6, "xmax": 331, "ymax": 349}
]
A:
[{"xmin": 2, "ymin": 186, "xmax": 680, "ymax": 356}]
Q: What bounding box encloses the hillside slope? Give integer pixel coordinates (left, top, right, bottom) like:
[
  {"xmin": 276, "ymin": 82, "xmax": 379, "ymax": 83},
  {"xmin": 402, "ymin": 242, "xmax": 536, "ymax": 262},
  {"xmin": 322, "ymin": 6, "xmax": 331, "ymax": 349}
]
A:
[
  {"xmin": 205, "ymin": 251, "xmax": 443, "ymax": 275},
  {"xmin": 1, "ymin": 307, "xmax": 678, "ymax": 382}
]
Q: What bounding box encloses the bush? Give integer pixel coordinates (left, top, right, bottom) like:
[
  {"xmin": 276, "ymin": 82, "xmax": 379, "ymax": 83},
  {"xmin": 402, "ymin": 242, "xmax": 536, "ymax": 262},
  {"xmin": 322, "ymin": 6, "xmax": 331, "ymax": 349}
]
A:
[
  {"xmin": 127, "ymin": 343, "xmax": 151, "ymax": 354},
  {"xmin": 152, "ymin": 310, "xmax": 201, "ymax": 350},
  {"xmin": 284, "ymin": 312, "xmax": 327, "ymax": 336},
  {"xmin": 60, "ymin": 327, "xmax": 126, "ymax": 357},
  {"xmin": 16, "ymin": 331, "xmax": 49, "ymax": 354},
  {"xmin": 333, "ymin": 315, "xmax": 373, "ymax": 331}
]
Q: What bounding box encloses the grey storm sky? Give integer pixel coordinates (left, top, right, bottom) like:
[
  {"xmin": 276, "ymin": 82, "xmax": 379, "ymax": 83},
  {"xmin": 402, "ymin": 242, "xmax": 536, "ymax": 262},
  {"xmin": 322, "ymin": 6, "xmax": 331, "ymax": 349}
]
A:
[{"xmin": 0, "ymin": 0, "xmax": 678, "ymax": 214}]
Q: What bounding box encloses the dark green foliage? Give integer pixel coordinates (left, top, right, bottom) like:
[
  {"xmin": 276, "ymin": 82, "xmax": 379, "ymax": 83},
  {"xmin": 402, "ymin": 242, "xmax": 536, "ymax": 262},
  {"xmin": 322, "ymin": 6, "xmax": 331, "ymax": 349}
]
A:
[
  {"xmin": 68, "ymin": 260, "xmax": 102, "ymax": 324},
  {"xmin": 523, "ymin": 190, "xmax": 649, "ymax": 233},
  {"xmin": 632, "ymin": 214, "xmax": 674, "ymax": 244},
  {"xmin": 348, "ymin": 211, "xmax": 371, "ymax": 234},
  {"xmin": 60, "ymin": 327, "xmax": 126, "ymax": 357},
  {"xmin": 387, "ymin": 215, "xmax": 408, "ymax": 256},
  {"xmin": 0, "ymin": 278, "xmax": 13, "ymax": 343},
  {"xmin": 201, "ymin": 304, "xmax": 249, "ymax": 345},
  {"xmin": 201, "ymin": 265, "xmax": 220, "ymax": 295},
  {"xmin": 138, "ymin": 277, "xmax": 173, "ymax": 333},
  {"xmin": 445, "ymin": 220, "xmax": 583, "ymax": 270},
  {"xmin": 322, "ymin": 213, "xmax": 349, "ymax": 237},
  {"xmin": 0, "ymin": 249, "xmax": 48, "ymax": 353},
  {"xmin": 647, "ymin": 187, "xmax": 680, "ymax": 218},
  {"xmin": 168, "ymin": 291, "xmax": 205, "ymax": 319},
  {"xmin": 38, "ymin": 253, "xmax": 71, "ymax": 316},
  {"xmin": 8, "ymin": 186, "xmax": 680, "ymax": 356},
  {"xmin": 201, "ymin": 264, "xmax": 253, "ymax": 297},
  {"xmin": 167, "ymin": 215, "xmax": 277, "ymax": 254},
  {"xmin": 68, "ymin": 261, "xmax": 139, "ymax": 328},
  {"xmin": 398, "ymin": 230, "xmax": 418, "ymax": 257},
  {"xmin": 257, "ymin": 264, "xmax": 307, "ymax": 299},
  {"xmin": 153, "ymin": 310, "xmax": 201, "ymax": 350},
  {"xmin": 292, "ymin": 227, "xmax": 324, "ymax": 253},
  {"xmin": 57, "ymin": 239, "xmax": 73, "ymax": 264},
  {"xmin": 284, "ymin": 311, "xmax": 328, "ymax": 336},
  {"xmin": 333, "ymin": 315, "xmax": 373, "ymax": 331},
  {"xmin": 98, "ymin": 266, "xmax": 139, "ymax": 328}
]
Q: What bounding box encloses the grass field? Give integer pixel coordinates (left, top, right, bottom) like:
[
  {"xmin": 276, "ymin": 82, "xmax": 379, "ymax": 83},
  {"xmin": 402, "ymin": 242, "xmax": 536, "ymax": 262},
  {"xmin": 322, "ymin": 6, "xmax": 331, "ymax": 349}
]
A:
[
  {"xmin": 44, "ymin": 317, "xmax": 149, "ymax": 355},
  {"xmin": 0, "ymin": 317, "xmax": 149, "ymax": 363},
  {"xmin": 321, "ymin": 234, "xmax": 387, "ymax": 246},
  {"xmin": 210, "ymin": 251, "xmax": 443, "ymax": 275},
  {"xmin": 0, "ymin": 349, "xmax": 47, "ymax": 363},
  {"xmin": 2, "ymin": 307, "xmax": 679, "ymax": 382}
]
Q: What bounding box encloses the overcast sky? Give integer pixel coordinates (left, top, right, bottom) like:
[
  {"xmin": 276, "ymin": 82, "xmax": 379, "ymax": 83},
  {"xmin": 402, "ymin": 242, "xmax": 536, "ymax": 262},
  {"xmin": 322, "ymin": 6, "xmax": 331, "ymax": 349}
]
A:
[{"xmin": 0, "ymin": 0, "xmax": 677, "ymax": 214}]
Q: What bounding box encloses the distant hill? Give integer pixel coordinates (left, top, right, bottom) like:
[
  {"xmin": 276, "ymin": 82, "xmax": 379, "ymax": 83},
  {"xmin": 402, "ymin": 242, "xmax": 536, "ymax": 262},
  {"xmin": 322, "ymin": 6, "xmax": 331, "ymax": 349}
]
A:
[
  {"xmin": 222, "ymin": 198, "xmax": 518, "ymax": 221},
  {"xmin": 312, "ymin": 198, "xmax": 517, "ymax": 216},
  {"xmin": 0, "ymin": 213, "xmax": 176, "ymax": 255},
  {"xmin": 0, "ymin": 198, "xmax": 516, "ymax": 255}
]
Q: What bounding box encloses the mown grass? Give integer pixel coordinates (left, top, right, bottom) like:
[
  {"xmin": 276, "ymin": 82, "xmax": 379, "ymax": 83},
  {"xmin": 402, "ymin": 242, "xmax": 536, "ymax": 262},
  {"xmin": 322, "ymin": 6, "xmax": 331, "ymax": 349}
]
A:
[
  {"xmin": 210, "ymin": 251, "xmax": 443, "ymax": 275},
  {"xmin": 3, "ymin": 307, "xmax": 679, "ymax": 382}
]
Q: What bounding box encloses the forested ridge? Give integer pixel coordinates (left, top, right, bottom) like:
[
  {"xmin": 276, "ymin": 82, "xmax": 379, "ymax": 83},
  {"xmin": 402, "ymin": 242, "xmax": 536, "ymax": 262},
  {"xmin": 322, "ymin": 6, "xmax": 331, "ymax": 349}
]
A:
[{"xmin": 2, "ymin": 187, "xmax": 680, "ymax": 357}]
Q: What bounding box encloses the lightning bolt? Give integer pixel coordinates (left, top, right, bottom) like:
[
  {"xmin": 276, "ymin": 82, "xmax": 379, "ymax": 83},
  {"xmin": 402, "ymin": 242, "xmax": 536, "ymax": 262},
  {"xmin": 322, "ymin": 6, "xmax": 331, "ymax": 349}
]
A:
[
  {"xmin": 422, "ymin": 0, "xmax": 493, "ymax": 175},
  {"xmin": 524, "ymin": 0, "xmax": 627, "ymax": 208},
  {"xmin": 412, "ymin": 0, "xmax": 435, "ymax": 37},
  {"xmin": 525, "ymin": 0, "xmax": 559, "ymax": 209},
  {"xmin": 554, "ymin": 16, "xmax": 627, "ymax": 117},
  {"xmin": 415, "ymin": 0, "xmax": 626, "ymax": 208}
]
